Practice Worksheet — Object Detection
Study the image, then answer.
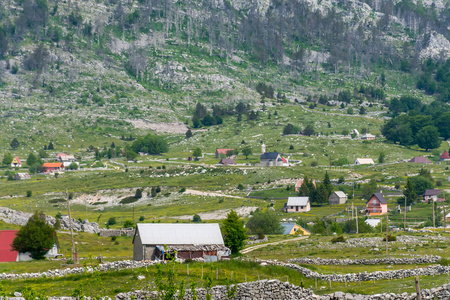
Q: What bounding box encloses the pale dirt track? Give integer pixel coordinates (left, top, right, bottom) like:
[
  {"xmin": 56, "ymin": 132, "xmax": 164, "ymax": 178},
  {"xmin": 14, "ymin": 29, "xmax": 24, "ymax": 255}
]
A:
[{"xmin": 241, "ymin": 235, "xmax": 309, "ymax": 254}]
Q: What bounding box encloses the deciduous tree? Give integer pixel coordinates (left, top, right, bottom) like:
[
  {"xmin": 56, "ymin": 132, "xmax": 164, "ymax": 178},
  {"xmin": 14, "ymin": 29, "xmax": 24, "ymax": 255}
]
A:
[
  {"xmin": 221, "ymin": 210, "xmax": 246, "ymax": 254},
  {"xmin": 11, "ymin": 212, "xmax": 56, "ymax": 260}
]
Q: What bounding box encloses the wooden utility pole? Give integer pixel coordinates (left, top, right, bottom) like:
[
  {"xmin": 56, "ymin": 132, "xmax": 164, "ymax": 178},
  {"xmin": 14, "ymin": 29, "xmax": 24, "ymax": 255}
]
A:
[
  {"xmin": 444, "ymin": 195, "xmax": 446, "ymax": 232},
  {"xmin": 404, "ymin": 196, "xmax": 407, "ymax": 231},
  {"xmin": 433, "ymin": 199, "xmax": 435, "ymax": 232},
  {"xmin": 66, "ymin": 188, "xmax": 76, "ymax": 263},
  {"xmin": 356, "ymin": 206, "xmax": 359, "ymax": 234},
  {"xmin": 385, "ymin": 215, "xmax": 389, "ymax": 255}
]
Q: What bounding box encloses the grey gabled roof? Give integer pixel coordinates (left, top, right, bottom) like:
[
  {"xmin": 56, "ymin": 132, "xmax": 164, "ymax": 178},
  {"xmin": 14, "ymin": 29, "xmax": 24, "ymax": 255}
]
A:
[
  {"xmin": 135, "ymin": 223, "xmax": 225, "ymax": 245},
  {"xmin": 260, "ymin": 152, "xmax": 280, "ymax": 160},
  {"xmin": 286, "ymin": 197, "xmax": 310, "ymax": 206},
  {"xmin": 424, "ymin": 189, "xmax": 441, "ymax": 196},
  {"xmin": 280, "ymin": 223, "xmax": 296, "ymax": 235},
  {"xmin": 332, "ymin": 191, "xmax": 347, "ymax": 198},
  {"xmin": 371, "ymin": 193, "xmax": 387, "ymax": 204}
]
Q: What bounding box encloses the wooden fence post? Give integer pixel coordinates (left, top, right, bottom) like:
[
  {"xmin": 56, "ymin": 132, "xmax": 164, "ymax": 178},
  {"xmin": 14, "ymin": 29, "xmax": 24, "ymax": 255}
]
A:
[{"xmin": 415, "ymin": 276, "xmax": 421, "ymax": 300}]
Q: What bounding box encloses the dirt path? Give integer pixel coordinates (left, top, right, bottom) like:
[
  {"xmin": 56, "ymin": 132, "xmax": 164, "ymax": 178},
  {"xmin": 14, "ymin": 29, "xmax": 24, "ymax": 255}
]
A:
[
  {"xmin": 172, "ymin": 206, "xmax": 258, "ymax": 220},
  {"xmin": 241, "ymin": 236, "xmax": 309, "ymax": 254},
  {"xmin": 184, "ymin": 189, "xmax": 244, "ymax": 199}
]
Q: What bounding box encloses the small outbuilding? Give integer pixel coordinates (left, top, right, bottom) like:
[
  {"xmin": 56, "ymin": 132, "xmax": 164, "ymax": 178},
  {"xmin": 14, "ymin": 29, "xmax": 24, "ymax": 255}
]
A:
[
  {"xmin": 219, "ymin": 158, "xmax": 236, "ymax": 165},
  {"xmin": 440, "ymin": 151, "xmax": 450, "ymax": 161},
  {"xmin": 284, "ymin": 197, "xmax": 311, "ymax": 213},
  {"xmin": 14, "ymin": 173, "xmax": 31, "ymax": 180},
  {"xmin": 11, "ymin": 157, "xmax": 22, "ymax": 168},
  {"xmin": 361, "ymin": 134, "xmax": 375, "ymax": 140},
  {"xmin": 422, "ymin": 189, "xmax": 443, "ymax": 203},
  {"xmin": 133, "ymin": 223, "xmax": 230, "ymax": 262},
  {"xmin": 409, "ymin": 157, "xmax": 433, "ymax": 164},
  {"xmin": 280, "ymin": 223, "xmax": 310, "ymax": 235},
  {"xmin": 365, "ymin": 219, "xmax": 381, "ymax": 228},
  {"xmin": 329, "ymin": 191, "xmax": 348, "ymax": 205},
  {"xmin": 354, "ymin": 158, "xmax": 375, "ymax": 165}
]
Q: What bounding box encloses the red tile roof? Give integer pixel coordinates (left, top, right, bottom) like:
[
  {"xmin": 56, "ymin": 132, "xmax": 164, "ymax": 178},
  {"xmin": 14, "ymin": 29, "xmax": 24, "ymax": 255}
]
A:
[
  {"xmin": 440, "ymin": 151, "xmax": 450, "ymax": 159},
  {"xmin": 0, "ymin": 230, "xmax": 19, "ymax": 262},
  {"xmin": 43, "ymin": 163, "xmax": 64, "ymax": 168},
  {"xmin": 281, "ymin": 157, "xmax": 288, "ymax": 163},
  {"xmin": 216, "ymin": 149, "xmax": 234, "ymax": 155},
  {"xmin": 13, "ymin": 157, "xmax": 22, "ymax": 164}
]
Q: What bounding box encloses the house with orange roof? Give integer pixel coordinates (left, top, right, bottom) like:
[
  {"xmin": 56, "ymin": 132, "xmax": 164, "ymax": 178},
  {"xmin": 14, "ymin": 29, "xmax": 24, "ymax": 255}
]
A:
[
  {"xmin": 42, "ymin": 162, "xmax": 65, "ymax": 173},
  {"xmin": 11, "ymin": 157, "xmax": 22, "ymax": 168}
]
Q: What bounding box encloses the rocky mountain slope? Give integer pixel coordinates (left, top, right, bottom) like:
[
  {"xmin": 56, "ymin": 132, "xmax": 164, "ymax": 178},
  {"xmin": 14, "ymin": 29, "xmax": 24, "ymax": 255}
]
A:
[{"xmin": 0, "ymin": 0, "xmax": 448, "ymax": 145}]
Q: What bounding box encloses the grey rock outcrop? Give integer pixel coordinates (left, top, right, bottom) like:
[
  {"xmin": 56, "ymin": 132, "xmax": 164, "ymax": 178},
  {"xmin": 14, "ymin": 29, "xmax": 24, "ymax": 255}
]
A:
[{"xmin": 0, "ymin": 207, "xmax": 100, "ymax": 233}]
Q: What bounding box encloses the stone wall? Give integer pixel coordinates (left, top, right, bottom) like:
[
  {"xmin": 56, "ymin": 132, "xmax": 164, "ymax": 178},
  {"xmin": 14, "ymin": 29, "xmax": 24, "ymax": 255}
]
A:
[
  {"xmin": 99, "ymin": 228, "xmax": 135, "ymax": 237},
  {"xmin": 0, "ymin": 260, "xmax": 156, "ymax": 281},
  {"xmin": 114, "ymin": 279, "xmax": 450, "ymax": 300},
  {"xmin": 287, "ymin": 255, "xmax": 441, "ymax": 265},
  {"xmin": 283, "ymin": 262, "xmax": 450, "ymax": 282}
]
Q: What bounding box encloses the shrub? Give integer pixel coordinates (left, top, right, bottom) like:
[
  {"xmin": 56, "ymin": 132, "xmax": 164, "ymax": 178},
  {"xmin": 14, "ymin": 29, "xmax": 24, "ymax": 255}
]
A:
[
  {"xmin": 237, "ymin": 184, "xmax": 244, "ymax": 190},
  {"xmin": 26, "ymin": 191, "xmax": 32, "ymax": 197},
  {"xmin": 120, "ymin": 197, "xmax": 138, "ymax": 204},
  {"xmin": 107, "ymin": 217, "xmax": 117, "ymax": 226},
  {"xmin": 179, "ymin": 187, "xmax": 186, "ymax": 193},
  {"xmin": 310, "ymin": 161, "xmax": 318, "ymax": 167},
  {"xmin": 383, "ymin": 234, "xmax": 397, "ymax": 242},
  {"xmin": 123, "ymin": 220, "xmax": 134, "ymax": 228},
  {"xmin": 139, "ymin": 216, "xmax": 145, "ymax": 221},
  {"xmin": 193, "ymin": 214, "xmax": 202, "ymax": 223},
  {"xmin": 436, "ymin": 181, "xmax": 442, "ymax": 186},
  {"xmin": 331, "ymin": 235, "xmax": 346, "ymax": 243},
  {"xmin": 111, "ymin": 236, "xmax": 117, "ymax": 241}
]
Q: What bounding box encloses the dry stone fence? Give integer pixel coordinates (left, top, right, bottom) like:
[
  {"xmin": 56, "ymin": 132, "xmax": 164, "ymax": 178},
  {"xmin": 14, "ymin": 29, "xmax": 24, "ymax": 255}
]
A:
[
  {"xmin": 4, "ymin": 279, "xmax": 450, "ymax": 299},
  {"xmin": 287, "ymin": 256, "xmax": 441, "ymax": 265},
  {"xmin": 116, "ymin": 279, "xmax": 450, "ymax": 300}
]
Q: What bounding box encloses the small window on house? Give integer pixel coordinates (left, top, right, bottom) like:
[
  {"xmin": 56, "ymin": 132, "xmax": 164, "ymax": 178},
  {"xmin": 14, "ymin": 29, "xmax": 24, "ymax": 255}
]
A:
[{"xmin": 373, "ymin": 199, "xmax": 377, "ymax": 205}]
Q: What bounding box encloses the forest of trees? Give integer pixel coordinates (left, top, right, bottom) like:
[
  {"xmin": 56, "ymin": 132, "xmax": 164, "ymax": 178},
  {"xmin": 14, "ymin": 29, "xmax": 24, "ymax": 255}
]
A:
[{"xmin": 382, "ymin": 96, "xmax": 450, "ymax": 150}]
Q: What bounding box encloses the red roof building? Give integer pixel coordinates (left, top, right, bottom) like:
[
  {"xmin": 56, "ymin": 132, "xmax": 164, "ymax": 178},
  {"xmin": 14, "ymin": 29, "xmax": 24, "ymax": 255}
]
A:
[
  {"xmin": 215, "ymin": 149, "xmax": 234, "ymax": 158},
  {"xmin": 0, "ymin": 230, "xmax": 19, "ymax": 262},
  {"xmin": 42, "ymin": 162, "xmax": 65, "ymax": 172},
  {"xmin": 440, "ymin": 151, "xmax": 450, "ymax": 161}
]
